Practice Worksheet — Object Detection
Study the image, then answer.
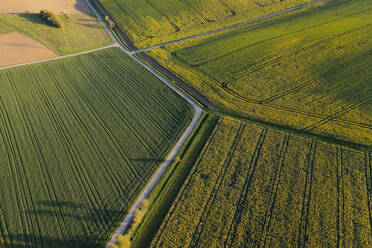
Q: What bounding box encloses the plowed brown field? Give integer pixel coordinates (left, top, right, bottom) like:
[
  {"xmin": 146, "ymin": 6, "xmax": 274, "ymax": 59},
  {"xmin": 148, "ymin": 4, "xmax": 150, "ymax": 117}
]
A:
[
  {"xmin": 0, "ymin": 0, "xmax": 91, "ymax": 15},
  {"xmin": 0, "ymin": 32, "xmax": 56, "ymax": 67}
]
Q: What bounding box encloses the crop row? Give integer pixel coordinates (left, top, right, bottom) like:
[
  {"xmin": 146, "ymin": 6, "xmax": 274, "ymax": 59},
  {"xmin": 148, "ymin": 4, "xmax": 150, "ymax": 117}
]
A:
[
  {"xmin": 0, "ymin": 47, "xmax": 191, "ymax": 247},
  {"xmin": 150, "ymin": 117, "xmax": 371, "ymax": 247},
  {"xmin": 99, "ymin": 0, "xmax": 315, "ymax": 48},
  {"xmin": 146, "ymin": 0, "xmax": 372, "ymax": 144}
]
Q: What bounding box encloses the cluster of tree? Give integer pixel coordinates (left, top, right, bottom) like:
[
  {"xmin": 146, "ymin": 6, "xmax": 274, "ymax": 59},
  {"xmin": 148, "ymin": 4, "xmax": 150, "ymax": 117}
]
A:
[{"xmin": 40, "ymin": 10, "xmax": 64, "ymax": 28}]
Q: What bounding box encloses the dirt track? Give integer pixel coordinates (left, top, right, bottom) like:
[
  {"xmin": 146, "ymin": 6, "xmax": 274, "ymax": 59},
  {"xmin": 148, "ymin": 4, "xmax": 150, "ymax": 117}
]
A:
[
  {"xmin": 134, "ymin": 0, "xmax": 325, "ymax": 53},
  {"xmin": 0, "ymin": 0, "xmax": 91, "ymax": 15},
  {"xmin": 0, "ymin": 44, "xmax": 116, "ymax": 71},
  {"xmin": 0, "ymin": 32, "xmax": 56, "ymax": 67}
]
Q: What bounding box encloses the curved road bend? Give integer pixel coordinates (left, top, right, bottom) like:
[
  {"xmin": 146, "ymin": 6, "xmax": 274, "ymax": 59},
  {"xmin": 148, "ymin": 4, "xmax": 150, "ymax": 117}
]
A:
[
  {"xmin": 85, "ymin": 0, "xmax": 326, "ymax": 246},
  {"xmin": 84, "ymin": 1, "xmax": 203, "ymax": 247},
  {"xmin": 0, "ymin": 0, "xmax": 326, "ymax": 246},
  {"xmin": 0, "ymin": 2, "xmax": 202, "ymax": 247},
  {"xmin": 90, "ymin": 0, "xmax": 217, "ymax": 110},
  {"xmin": 87, "ymin": 0, "xmax": 325, "ymax": 246}
]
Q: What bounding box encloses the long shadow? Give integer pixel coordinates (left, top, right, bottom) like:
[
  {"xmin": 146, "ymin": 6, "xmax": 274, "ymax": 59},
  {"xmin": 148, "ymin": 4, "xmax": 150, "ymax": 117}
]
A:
[
  {"xmin": 130, "ymin": 158, "xmax": 164, "ymax": 163},
  {"xmin": 38, "ymin": 200, "xmax": 86, "ymax": 209},
  {"xmin": 1, "ymin": 200, "xmax": 125, "ymax": 248},
  {"xmin": 3, "ymin": 233, "xmax": 100, "ymax": 248},
  {"xmin": 76, "ymin": 22, "xmax": 102, "ymax": 28},
  {"xmin": 17, "ymin": 13, "xmax": 57, "ymax": 28},
  {"xmin": 75, "ymin": 0, "xmax": 97, "ymax": 17}
]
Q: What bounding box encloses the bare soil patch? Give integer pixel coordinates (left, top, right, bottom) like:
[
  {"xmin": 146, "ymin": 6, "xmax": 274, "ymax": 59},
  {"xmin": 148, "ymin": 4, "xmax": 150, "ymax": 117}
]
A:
[
  {"xmin": 0, "ymin": 32, "xmax": 56, "ymax": 67},
  {"xmin": 0, "ymin": 0, "xmax": 91, "ymax": 15}
]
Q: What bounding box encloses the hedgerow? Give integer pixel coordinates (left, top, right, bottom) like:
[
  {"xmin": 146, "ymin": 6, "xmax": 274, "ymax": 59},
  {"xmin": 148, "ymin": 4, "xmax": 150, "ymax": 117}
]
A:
[{"xmin": 40, "ymin": 9, "xmax": 64, "ymax": 28}]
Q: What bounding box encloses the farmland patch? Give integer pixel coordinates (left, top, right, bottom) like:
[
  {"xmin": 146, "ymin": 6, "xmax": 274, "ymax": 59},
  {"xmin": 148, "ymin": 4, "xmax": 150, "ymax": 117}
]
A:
[
  {"xmin": 0, "ymin": 47, "xmax": 192, "ymax": 247},
  {"xmin": 150, "ymin": 117, "xmax": 371, "ymax": 248},
  {"xmin": 146, "ymin": 0, "xmax": 372, "ymax": 145},
  {"xmin": 0, "ymin": 32, "xmax": 56, "ymax": 67},
  {"xmin": 0, "ymin": 0, "xmax": 91, "ymax": 15},
  {"xmin": 0, "ymin": 13, "xmax": 113, "ymax": 56},
  {"xmin": 99, "ymin": 0, "xmax": 319, "ymax": 48}
]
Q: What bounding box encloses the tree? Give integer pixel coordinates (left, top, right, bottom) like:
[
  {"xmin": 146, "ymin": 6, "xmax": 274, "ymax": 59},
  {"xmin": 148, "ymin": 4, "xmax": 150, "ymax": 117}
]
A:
[{"xmin": 105, "ymin": 16, "xmax": 115, "ymax": 29}]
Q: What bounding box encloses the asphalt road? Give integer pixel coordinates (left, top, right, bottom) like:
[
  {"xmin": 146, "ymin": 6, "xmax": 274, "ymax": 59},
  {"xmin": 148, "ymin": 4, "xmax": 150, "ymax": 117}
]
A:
[
  {"xmin": 0, "ymin": 0, "xmax": 324, "ymax": 246},
  {"xmin": 83, "ymin": 1, "xmax": 204, "ymax": 247},
  {"xmin": 84, "ymin": 0, "xmax": 326, "ymax": 247}
]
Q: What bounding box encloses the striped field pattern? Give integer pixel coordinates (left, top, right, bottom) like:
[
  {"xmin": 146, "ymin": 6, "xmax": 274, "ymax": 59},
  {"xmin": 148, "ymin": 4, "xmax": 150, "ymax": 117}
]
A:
[
  {"xmin": 99, "ymin": 0, "xmax": 316, "ymax": 48},
  {"xmin": 0, "ymin": 47, "xmax": 192, "ymax": 247},
  {"xmin": 146, "ymin": 0, "xmax": 372, "ymax": 145},
  {"xmin": 151, "ymin": 117, "xmax": 371, "ymax": 248}
]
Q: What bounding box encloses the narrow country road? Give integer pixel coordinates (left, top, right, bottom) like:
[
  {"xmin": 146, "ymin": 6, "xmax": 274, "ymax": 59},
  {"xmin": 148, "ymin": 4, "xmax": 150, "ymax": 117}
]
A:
[
  {"xmin": 0, "ymin": 0, "xmax": 325, "ymax": 247},
  {"xmin": 133, "ymin": 0, "xmax": 325, "ymax": 53},
  {"xmin": 0, "ymin": 2, "xmax": 203, "ymax": 246},
  {"xmin": 84, "ymin": 0, "xmax": 327, "ymax": 247},
  {"xmin": 103, "ymin": 107, "xmax": 202, "ymax": 248},
  {"xmin": 83, "ymin": 1, "xmax": 204, "ymax": 248}
]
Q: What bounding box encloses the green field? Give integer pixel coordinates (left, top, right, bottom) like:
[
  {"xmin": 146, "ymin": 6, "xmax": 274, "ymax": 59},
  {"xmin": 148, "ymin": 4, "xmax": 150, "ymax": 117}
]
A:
[
  {"xmin": 99, "ymin": 0, "xmax": 316, "ymax": 48},
  {"xmin": 0, "ymin": 13, "xmax": 113, "ymax": 55},
  {"xmin": 146, "ymin": 0, "xmax": 372, "ymax": 145},
  {"xmin": 0, "ymin": 47, "xmax": 192, "ymax": 247},
  {"xmin": 150, "ymin": 117, "xmax": 371, "ymax": 248}
]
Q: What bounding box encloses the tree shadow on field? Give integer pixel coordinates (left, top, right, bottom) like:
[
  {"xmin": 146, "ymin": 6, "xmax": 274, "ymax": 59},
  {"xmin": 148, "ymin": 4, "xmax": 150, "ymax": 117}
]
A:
[
  {"xmin": 38, "ymin": 200, "xmax": 86, "ymax": 209},
  {"xmin": 130, "ymin": 158, "xmax": 164, "ymax": 163},
  {"xmin": 74, "ymin": 0, "xmax": 96, "ymax": 17},
  {"xmin": 76, "ymin": 21, "xmax": 102, "ymax": 29},
  {"xmin": 2, "ymin": 200, "xmax": 126, "ymax": 248},
  {"xmin": 2, "ymin": 233, "xmax": 99, "ymax": 248},
  {"xmin": 18, "ymin": 13, "xmax": 54, "ymax": 27}
]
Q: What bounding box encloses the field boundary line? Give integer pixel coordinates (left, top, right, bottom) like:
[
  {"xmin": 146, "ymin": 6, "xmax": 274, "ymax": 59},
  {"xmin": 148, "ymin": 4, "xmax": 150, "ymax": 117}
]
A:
[
  {"xmin": 144, "ymin": 0, "xmax": 180, "ymax": 33},
  {"xmin": 303, "ymin": 96, "xmax": 372, "ymax": 132},
  {"xmin": 167, "ymin": 46, "xmax": 372, "ymax": 131},
  {"xmin": 133, "ymin": 0, "xmax": 325, "ymax": 53},
  {"xmin": 0, "ymin": 44, "xmax": 118, "ymax": 71},
  {"xmin": 260, "ymin": 50, "xmax": 372, "ymax": 104},
  {"xmin": 221, "ymin": 23, "xmax": 372, "ymax": 85}
]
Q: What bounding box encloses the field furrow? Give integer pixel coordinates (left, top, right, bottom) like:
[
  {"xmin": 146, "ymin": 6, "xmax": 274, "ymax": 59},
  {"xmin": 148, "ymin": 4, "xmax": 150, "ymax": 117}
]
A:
[
  {"xmin": 258, "ymin": 135, "xmax": 290, "ymax": 247},
  {"xmin": 224, "ymin": 128, "xmax": 268, "ymax": 248},
  {"xmin": 0, "ymin": 47, "xmax": 191, "ymax": 247},
  {"xmin": 149, "ymin": 118, "xmax": 371, "ymax": 248},
  {"xmin": 147, "ymin": 0, "xmax": 372, "ymax": 144},
  {"xmin": 187, "ymin": 123, "xmax": 245, "ymax": 248}
]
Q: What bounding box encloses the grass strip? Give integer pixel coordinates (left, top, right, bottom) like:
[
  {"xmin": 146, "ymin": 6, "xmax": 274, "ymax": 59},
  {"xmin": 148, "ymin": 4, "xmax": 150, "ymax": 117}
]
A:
[{"xmin": 128, "ymin": 113, "xmax": 219, "ymax": 248}]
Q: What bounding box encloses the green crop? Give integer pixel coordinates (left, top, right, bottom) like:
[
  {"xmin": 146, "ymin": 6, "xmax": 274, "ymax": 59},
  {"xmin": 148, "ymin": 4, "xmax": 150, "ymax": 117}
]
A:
[
  {"xmin": 99, "ymin": 0, "xmax": 315, "ymax": 48},
  {"xmin": 0, "ymin": 47, "xmax": 192, "ymax": 247},
  {"xmin": 151, "ymin": 117, "xmax": 371, "ymax": 248},
  {"xmin": 146, "ymin": 0, "xmax": 372, "ymax": 145},
  {"xmin": 0, "ymin": 12, "xmax": 113, "ymax": 55}
]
